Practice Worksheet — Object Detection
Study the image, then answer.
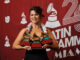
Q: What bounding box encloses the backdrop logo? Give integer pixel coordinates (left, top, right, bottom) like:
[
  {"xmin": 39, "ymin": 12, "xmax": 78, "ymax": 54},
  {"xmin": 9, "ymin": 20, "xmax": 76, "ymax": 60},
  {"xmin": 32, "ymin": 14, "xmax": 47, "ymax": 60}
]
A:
[
  {"xmin": 4, "ymin": 0, "xmax": 10, "ymax": 4},
  {"xmin": 45, "ymin": 2, "xmax": 61, "ymax": 28},
  {"xmin": 5, "ymin": 16, "xmax": 10, "ymax": 23},
  {"xmin": 21, "ymin": 12, "xmax": 27, "ymax": 24},
  {"xmin": 4, "ymin": 35, "xmax": 10, "ymax": 47},
  {"xmin": 62, "ymin": 0, "xmax": 80, "ymax": 25},
  {"xmin": 74, "ymin": 24, "xmax": 80, "ymax": 32},
  {"xmin": 45, "ymin": 0, "xmax": 80, "ymax": 59}
]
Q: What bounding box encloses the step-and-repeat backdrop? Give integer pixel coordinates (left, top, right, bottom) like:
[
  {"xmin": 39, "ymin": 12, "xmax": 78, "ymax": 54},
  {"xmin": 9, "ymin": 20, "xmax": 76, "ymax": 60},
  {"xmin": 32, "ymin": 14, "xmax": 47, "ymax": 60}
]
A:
[{"xmin": 0, "ymin": 0, "xmax": 80, "ymax": 60}]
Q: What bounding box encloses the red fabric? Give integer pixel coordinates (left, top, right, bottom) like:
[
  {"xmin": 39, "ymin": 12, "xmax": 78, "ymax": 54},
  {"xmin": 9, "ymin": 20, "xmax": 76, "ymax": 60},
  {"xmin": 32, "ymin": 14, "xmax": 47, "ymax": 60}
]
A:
[
  {"xmin": 31, "ymin": 43, "xmax": 42, "ymax": 48},
  {"xmin": 42, "ymin": 39, "xmax": 52, "ymax": 44},
  {"xmin": 20, "ymin": 42, "xmax": 30, "ymax": 46},
  {"xmin": 0, "ymin": 0, "xmax": 80, "ymax": 60}
]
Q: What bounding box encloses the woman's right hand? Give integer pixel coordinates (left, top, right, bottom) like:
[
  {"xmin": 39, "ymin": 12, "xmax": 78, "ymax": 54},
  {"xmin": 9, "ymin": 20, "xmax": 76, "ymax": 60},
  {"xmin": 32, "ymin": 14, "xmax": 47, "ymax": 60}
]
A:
[{"xmin": 23, "ymin": 46, "xmax": 32, "ymax": 51}]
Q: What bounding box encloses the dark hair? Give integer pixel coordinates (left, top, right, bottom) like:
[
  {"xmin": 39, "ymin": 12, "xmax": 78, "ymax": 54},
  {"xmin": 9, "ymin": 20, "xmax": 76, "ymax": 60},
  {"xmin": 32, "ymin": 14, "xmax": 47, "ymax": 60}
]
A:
[{"xmin": 29, "ymin": 6, "xmax": 44, "ymax": 17}]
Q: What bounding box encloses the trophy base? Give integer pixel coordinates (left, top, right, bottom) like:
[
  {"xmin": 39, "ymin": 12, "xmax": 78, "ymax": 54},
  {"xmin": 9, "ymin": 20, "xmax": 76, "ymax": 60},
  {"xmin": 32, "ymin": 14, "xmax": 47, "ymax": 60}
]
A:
[{"xmin": 45, "ymin": 20, "xmax": 61, "ymax": 28}]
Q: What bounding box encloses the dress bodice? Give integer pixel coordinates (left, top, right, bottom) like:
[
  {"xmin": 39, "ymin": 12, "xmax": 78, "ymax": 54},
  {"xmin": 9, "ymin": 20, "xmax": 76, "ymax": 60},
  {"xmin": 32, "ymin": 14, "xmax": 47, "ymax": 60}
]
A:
[{"xmin": 20, "ymin": 23, "xmax": 53, "ymax": 48}]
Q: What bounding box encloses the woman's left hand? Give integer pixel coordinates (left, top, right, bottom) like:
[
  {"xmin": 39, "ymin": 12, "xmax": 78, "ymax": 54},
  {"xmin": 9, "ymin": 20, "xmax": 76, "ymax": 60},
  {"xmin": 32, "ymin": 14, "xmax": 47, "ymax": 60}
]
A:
[{"xmin": 42, "ymin": 44, "xmax": 49, "ymax": 49}]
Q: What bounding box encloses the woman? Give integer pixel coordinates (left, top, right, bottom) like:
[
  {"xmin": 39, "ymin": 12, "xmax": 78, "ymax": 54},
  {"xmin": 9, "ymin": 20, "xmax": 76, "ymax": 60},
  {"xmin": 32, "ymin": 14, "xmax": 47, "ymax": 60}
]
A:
[{"xmin": 12, "ymin": 6, "xmax": 58, "ymax": 60}]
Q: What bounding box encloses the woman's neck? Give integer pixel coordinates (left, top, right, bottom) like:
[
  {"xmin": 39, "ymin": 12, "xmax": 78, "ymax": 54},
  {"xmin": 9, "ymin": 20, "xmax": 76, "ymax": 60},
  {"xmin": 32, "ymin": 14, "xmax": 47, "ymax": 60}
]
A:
[{"xmin": 32, "ymin": 22, "xmax": 41, "ymax": 28}]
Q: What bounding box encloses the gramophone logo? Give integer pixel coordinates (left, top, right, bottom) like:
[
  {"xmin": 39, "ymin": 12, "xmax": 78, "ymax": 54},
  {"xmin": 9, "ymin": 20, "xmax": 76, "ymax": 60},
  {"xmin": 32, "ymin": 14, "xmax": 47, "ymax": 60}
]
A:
[
  {"xmin": 21, "ymin": 12, "xmax": 27, "ymax": 24},
  {"xmin": 4, "ymin": 0, "xmax": 10, "ymax": 4},
  {"xmin": 5, "ymin": 16, "xmax": 10, "ymax": 23},
  {"xmin": 45, "ymin": 2, "xmax": 61, "ymax": 28},
  {"xmin": 4, "ymin": 35, "xmax": 10, "ymax": 47}
]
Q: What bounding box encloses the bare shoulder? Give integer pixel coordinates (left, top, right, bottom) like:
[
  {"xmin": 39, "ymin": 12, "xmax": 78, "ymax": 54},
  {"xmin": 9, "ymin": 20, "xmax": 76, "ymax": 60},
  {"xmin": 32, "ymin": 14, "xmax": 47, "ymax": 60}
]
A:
[
  {"xmin": 21, "ymin": 28, "xmax": 27, "ymax": 31},
  {"xmin": 46, "ymin": 28, "xmax": 54, "ymax": 39},
  {"xmin": 20, "ymin": 28, "xmax": 27, "ymax": 33},
  {"xmin": 15, "ymin": 28, "xmax": 27, "ymax": 40},
  {"xmin": 46, "ymin": 28, "xmax": 51, "ymax": 33},
  {"xmin": 17, "ymin": 28, "xmax": 27, "ymax": 36}
]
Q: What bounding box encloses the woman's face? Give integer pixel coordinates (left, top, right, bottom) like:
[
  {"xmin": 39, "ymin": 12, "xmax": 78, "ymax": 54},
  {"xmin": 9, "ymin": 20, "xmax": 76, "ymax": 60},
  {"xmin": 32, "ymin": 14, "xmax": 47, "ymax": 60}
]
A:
[{"xmin": 30, "ymin": 10, "xmax": 41, "ymax": 24}]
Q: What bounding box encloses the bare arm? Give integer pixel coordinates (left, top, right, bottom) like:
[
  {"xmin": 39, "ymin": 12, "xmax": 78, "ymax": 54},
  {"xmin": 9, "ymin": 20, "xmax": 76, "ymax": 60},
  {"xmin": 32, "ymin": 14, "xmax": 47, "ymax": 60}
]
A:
[
  {"xmin": 42, "ymin": 29, "xmax": 59, "ymax": 49},
  {"xmin": 12, "ymin": 28, "xmax": 31, "ymax": 50},
  {"xmin": 47, "ymin": 29, "xmax": 59, "ymax": 49}
]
